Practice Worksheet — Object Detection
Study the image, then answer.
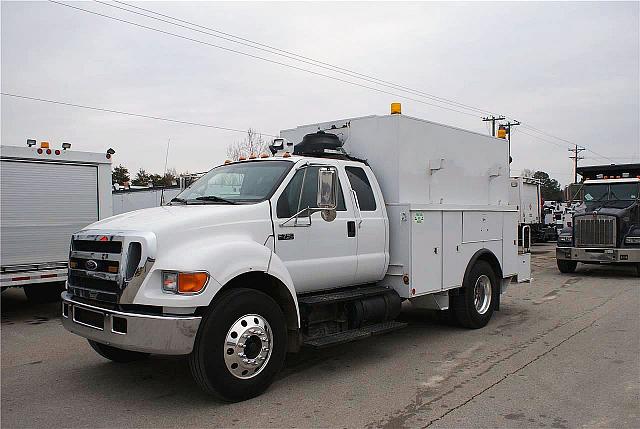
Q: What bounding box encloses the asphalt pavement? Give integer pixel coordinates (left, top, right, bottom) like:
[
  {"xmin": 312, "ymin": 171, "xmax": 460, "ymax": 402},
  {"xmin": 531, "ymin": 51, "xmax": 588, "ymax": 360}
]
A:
[{"xmin": 1, "ymin": 243, "xmax": 638, "ymax": 428}]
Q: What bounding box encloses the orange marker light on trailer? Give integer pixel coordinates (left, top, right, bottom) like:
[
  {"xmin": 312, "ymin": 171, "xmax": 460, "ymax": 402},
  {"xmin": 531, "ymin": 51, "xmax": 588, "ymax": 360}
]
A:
[
  {"xmin": 40, "ymin": 142, "xmax": 50, "ymax": 149},
  {"xmin": 260, "ymin": 153, "xmax": 269, "ymax": 158}
]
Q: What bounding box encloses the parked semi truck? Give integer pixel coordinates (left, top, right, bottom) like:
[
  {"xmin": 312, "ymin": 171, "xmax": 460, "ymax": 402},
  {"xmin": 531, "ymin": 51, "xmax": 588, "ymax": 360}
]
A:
[
  {"xmin": 0, "ymin": 142, "xmax": 113, "ymax": 302},
  {"xmin": 556, "ymin": 163, "xmax": 640, "ymax": 275},
  {"xmin": 61, "ymin": 106, "xmax": 531, "ymax": 401}
]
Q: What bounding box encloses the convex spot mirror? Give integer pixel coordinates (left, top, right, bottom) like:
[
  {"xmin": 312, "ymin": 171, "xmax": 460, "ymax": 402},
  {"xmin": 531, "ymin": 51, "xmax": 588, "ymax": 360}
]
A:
[{"xmin": 317, "ymin": 167, "xmax": 338, "ymax": 212}]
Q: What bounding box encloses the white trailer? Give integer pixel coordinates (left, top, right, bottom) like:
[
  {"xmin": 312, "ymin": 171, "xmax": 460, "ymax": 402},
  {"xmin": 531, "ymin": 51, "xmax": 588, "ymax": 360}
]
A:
[
  {"xmin": 0, "ymin": 143, "xmax": 112, "ymax": 301},
  {"xmin": 508, "ymin": 176, "xmax": 543, "ymax": 242},
  {"xmin": 112, "ymin": 187, "xmax": 182, "ymax": 215}
]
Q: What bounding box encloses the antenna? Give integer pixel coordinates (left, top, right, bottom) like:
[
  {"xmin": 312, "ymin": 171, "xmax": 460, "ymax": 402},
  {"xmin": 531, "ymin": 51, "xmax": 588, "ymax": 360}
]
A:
[{"xmin": 160, "ymin": 138, "xmax": 171, "ymax": 205}]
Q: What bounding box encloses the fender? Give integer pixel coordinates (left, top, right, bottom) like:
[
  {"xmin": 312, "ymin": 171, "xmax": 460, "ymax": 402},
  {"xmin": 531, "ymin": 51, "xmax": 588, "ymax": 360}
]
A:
[
  {"xmin": 462, "ymin": 248, "xmax": 503, "ymax": 286},
  {"xmin": 266, "ymin": 251, "xmax": 300, "ymax": 327},
  {"xmin": 134, "ymin": 237, "xmax": 272, "ymax": 307}
]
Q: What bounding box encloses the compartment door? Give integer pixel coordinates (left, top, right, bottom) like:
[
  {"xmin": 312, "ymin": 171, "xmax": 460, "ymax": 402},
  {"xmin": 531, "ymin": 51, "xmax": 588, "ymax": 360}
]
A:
[{"xmin": 411, "ymin": 211, "xmax": 442, "ymax": 294}]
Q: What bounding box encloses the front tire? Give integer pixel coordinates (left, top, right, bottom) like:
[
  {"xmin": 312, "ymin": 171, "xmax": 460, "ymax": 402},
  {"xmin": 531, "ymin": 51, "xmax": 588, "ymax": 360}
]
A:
[
  {"xmin": 189, "ymin": 288, "xmax": 287, "ymax": 402},
  {"xmin": 557, "ymin": 259, "xmax": 577, "ymax": 274},
  {"xmin": 451, "ymin": 260, "xmax": 497, "ymax": 329},
  {"xmin": 88, "ymin": 340, "xmax": 150, "ymax": 363}
]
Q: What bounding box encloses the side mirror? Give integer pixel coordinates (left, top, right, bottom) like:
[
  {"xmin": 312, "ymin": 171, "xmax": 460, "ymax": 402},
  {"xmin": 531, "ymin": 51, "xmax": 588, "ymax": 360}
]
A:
[{"xmin": 317, "ymin": 167, "xmax": 337, "ymax": 210}]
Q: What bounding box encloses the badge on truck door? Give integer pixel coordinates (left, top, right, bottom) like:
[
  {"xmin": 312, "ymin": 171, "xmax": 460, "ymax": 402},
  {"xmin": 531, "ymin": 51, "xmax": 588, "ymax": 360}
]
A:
[{"xmin": 414, "ymin": 212, "xmax": 424, "ymax": 224}]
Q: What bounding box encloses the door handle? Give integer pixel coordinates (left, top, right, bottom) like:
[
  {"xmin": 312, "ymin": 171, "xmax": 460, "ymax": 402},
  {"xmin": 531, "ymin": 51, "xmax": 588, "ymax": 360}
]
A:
[{"xmin": 347, "ymin": 221, "xmax": 356, "ymax": 237}]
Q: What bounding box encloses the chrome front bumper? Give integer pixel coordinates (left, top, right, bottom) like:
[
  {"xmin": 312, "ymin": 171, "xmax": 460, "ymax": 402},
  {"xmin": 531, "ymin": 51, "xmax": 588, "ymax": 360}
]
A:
[
  {"xmin": 556, "ymin": 247, "xmax": 640, "ymax": 263},
  {"xmin": 61, "ymin": 292, "xmax": 201, "ymax": 355}
]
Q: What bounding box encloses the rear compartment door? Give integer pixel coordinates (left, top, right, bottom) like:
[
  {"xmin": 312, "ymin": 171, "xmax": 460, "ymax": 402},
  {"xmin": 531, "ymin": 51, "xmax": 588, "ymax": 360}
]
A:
[{"xmin": 1, "ymin": 160, "xmax": 99, "ymax": 267}]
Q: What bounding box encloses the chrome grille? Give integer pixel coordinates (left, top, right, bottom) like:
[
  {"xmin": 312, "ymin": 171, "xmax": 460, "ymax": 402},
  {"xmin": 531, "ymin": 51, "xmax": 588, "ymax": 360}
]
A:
[
  {"xmin": 68, "ymin": 236, "xmax": 124, "ymax": 303},
  {"xmin": 574, "ymin": 215, "xmax": 616, "ymax": 248}
]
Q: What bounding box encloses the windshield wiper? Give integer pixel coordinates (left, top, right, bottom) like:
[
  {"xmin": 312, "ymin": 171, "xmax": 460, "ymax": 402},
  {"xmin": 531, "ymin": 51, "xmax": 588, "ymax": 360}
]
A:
[{"xmin": 195, "ymin": 195, "xmax": 238, "ymax": 205}]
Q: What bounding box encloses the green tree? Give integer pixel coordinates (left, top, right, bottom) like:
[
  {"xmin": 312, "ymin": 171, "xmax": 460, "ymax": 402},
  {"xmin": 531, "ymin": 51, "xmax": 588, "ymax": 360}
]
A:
[
  {"xmin": 533, "ymin": 171, "xmax": 563, "ymax": 201},
  {"xmin": 132, "ymin": 168, "xmax": 151, "ymax": 186},
  {"xmin": 112, "ymin": 164, "xmax": 130, "ymax": 185}
]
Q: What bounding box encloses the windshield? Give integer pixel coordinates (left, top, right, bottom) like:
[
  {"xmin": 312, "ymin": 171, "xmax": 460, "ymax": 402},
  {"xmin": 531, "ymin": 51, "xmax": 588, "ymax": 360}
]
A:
[
  {"xmin": 174, "ymin": 160, "xmax": 292, "ymax": 204},
  {"xmin": 583, "ymin": 183, "xmax": 639, "ymax": 209}
]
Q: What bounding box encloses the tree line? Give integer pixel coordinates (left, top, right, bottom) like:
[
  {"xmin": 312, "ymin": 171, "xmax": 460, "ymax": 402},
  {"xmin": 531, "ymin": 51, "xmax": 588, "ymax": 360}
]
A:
[{"xmin": 112, "ymin": 165, "xmax": 181, "ymax": 187}]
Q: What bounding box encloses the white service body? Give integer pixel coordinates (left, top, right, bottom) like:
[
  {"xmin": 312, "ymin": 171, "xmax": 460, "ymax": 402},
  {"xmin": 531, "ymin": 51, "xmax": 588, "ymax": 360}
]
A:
[{"xmin": 0, "ymin": 145, "xmax": 112, "ymax": 287}]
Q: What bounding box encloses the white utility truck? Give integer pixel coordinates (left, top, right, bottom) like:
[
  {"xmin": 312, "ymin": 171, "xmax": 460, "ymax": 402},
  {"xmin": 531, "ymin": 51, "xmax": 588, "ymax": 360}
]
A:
[
  {"xmin": 0, "ymin": 142, "xmax": 113, "ymax": 302},
  {"xmin": 509, "ymin": 176, "xmax": 543, "ymax": 243},
  {"xmin": 61, "ymin": 107, "xmax": 530, "ymax": 402}
]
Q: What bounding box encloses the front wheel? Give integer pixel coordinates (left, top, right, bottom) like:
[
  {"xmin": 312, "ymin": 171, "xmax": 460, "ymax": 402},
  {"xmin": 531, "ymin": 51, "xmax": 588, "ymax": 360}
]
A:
[
  {"xmin": 189, "ymin": 288, "xmax": 287, "ymax": 402},
  {"xmin": 88, "ymin": 340, "xmax": 150, "ymax": 363},
  {"xmin": 450, "ymin": 260, "xmax": 497, "ymax": 329},
  {"xmin": 557, "ymin": 259, "xmax": 577, "ymax": 274}
]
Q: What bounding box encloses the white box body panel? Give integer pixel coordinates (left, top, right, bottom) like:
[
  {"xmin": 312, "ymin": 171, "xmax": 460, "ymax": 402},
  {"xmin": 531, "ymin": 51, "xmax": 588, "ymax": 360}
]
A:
[
  {"xmin": 281, "ymin": 114, "xmax": 510, "ymax": 206},
  {"xmin": 0, "ymin": 146, "xmax": 112, "ymax": 284},
  {"xmin": 509, "ymin": 177, "xmax": 541, "ymax": 225}
]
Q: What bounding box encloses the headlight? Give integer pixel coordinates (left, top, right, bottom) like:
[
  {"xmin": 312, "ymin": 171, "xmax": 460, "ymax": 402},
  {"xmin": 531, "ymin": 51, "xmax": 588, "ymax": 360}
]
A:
[
  {"xmin": 625, "ymin": 236, "xmax": 640, "ymax": 245},
  {"xmin": 162, "ymin": 271, "xmax": 209, "ymax": 294}
]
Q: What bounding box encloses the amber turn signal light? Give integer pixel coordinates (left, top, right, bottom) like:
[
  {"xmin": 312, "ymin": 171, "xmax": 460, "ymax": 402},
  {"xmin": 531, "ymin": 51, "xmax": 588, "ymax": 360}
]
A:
[{"xmin": 177, "ymin": 272, "xmax": 209, "ymax": 293}]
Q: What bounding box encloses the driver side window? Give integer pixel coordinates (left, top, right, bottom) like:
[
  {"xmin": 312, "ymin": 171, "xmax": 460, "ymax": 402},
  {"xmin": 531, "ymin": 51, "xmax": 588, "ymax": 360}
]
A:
[{"xmin": 277, "ymin": 166, "xmax": 346, "ymax": 218}]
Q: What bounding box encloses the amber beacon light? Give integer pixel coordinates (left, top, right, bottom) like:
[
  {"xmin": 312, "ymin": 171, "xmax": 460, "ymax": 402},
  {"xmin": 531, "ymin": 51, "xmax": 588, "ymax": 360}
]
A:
[{"xmin": 391, "ymin": 102, "xmax": 402, "ymax": 115}]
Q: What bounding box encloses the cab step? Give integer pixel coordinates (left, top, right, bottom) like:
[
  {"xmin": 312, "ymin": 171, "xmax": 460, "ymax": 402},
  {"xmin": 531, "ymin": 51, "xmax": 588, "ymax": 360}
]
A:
[
  {"xmin": 297, "ymin": 285, "xmax": 391, "ymax": 306},
  {"xmin": 303, "ymin": 321, "xmax": 408, "ymax": 349}
]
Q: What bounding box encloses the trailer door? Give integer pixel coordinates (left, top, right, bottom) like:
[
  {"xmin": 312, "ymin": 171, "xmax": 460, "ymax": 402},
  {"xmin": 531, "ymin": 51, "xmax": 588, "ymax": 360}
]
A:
[{"xmin": 1, "ymin": 160, "xmax": 99, "ymax": 267}]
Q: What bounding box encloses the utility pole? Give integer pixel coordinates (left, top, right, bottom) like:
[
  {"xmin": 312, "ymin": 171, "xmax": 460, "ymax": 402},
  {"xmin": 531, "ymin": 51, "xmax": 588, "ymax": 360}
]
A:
[
  {"xmin": 500, "ymin": 120, "xmax": 521, "ymax": 165},
  {"xmin": 568, "ymin": 144, "xmax": 585, "ymax": 184},
  {"xmin": 482, "ymin": 115, "xmax": 506, "ymax": 137}
]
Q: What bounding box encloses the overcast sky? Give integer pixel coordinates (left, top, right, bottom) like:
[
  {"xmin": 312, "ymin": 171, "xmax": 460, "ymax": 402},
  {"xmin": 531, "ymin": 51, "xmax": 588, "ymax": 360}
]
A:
[{"xmin": 2, "ymin": 1, "xmax": 639, "ymax": 186}]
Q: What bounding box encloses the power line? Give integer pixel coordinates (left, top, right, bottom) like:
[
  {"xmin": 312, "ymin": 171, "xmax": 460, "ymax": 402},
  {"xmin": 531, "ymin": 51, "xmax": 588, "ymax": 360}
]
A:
[
  {"xmin": 108, "ymin": 0, "xmax": 496, "ymax": 117},
  {"xmin": 45, "ymin": 1, "xmax": 619, "ymax": 162},
  {"xmin": 108, "ymin": 0, "xmax": 617, "ymax": 162},
  {"xmin": 47, "ymin": 0, "xmax": 480, "ymax": 118},
  {"xmin": 0, "ymin": 92, "xmax": 277, "ymax": 136}
]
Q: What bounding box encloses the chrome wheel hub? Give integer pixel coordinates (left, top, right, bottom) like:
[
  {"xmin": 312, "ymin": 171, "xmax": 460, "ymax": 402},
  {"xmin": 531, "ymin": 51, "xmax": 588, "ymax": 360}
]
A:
[
  {"xmin": 224, "ymin": 314, "xmax": 272, "ymax": 379},
  {"xmin": 473, "ymin": 274, "xmax": 492, "ymax": 315}
]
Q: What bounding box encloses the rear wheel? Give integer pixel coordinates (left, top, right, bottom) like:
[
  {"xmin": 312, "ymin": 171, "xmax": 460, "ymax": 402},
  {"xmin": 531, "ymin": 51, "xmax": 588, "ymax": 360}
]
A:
[
  {"xmin": 24, "ymin": 282, "xmax": 65, "ymax": 303},
  {"xmin": 557, "ymin": 259, "xmax": 577, "ymax": 274},
  {"xmin": 451, "ymin": 260, "xmax": 497, "ymax": 329},
  {"xmin": 88, "ymin": 340, "xmax": 150, "ymax": 363},
  {"xmin": 189, "ymin": 288, "xmax": 287, "ymax": 402}
]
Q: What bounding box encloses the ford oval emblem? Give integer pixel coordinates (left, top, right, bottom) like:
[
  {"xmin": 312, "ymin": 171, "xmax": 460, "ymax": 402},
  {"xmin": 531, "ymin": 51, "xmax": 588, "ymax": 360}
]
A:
[{"xmin": 85, "ymin": 260, "xmax": 98, "ymax": 271}]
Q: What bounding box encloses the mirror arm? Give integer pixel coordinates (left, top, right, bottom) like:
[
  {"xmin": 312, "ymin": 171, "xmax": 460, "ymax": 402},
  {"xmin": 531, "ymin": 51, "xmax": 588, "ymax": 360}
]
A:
[{"xmin": 279, "ymin": 207, "xmax": 313, "ymax": 227}]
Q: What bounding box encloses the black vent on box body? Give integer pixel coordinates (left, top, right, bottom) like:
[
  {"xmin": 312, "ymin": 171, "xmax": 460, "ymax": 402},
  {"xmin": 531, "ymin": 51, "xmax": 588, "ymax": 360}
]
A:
[{"xmin": 293, "ymin": 131, "xmax": 344, "ymax": 156}]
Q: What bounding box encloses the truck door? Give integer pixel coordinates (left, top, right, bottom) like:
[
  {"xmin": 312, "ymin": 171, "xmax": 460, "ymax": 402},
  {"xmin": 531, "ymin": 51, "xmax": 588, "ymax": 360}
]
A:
[
  {"xmin": 345, "ymin": 165, "xmax": 388, "ymax": 283},
  {"xmin": 272, "ymin": 164, "xmax": 358, "ymax": 293}
]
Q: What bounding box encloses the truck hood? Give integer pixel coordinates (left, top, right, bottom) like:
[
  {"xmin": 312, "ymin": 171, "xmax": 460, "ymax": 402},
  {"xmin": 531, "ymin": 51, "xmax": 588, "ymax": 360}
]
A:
[{"xmin": 84, "ymin": 202, "xmax": 272, "ymax": 238}]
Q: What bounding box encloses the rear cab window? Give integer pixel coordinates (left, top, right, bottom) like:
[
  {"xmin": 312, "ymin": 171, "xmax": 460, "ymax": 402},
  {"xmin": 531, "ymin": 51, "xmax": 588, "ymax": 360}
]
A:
[{"xmin": 345, "ymin": 166, "xmax": 377, "ymax": 211}]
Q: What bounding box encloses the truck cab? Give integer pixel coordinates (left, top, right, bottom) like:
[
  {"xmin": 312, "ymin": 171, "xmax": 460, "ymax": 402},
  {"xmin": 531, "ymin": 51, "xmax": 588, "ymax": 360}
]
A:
[
  {"xmin": 556, "ymin": 164, "xmax": 640, "ymax": 275},
  {"xmin": 62, "ymin": 110, "xmax": 530, "ymax": 402}
]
